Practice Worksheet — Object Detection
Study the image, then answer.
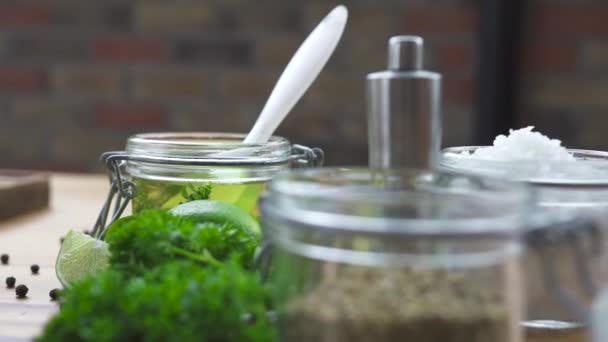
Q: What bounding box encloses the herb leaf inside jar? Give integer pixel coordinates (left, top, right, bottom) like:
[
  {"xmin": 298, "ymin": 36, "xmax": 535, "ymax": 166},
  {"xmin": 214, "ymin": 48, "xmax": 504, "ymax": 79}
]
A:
[{"xmin": 181, "ymin": 182, "xmax": 213, "ymax": 202}]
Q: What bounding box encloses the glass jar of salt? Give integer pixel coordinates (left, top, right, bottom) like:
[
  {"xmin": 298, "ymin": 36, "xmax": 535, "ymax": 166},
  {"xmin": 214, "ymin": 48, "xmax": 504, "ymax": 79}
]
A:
[
  {"xmin": 259, "ymin": 168, "xmax": 532, "ymax": 342},
  {"xmin": 441, "ymin": 127, "xmax": 608, "ymax": 342}
]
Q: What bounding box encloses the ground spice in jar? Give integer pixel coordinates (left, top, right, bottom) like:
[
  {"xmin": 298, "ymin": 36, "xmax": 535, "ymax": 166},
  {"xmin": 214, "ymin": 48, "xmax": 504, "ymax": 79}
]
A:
[{"xmin": 281, "ymin": 266, "xmax": 515, "ymax": 342}]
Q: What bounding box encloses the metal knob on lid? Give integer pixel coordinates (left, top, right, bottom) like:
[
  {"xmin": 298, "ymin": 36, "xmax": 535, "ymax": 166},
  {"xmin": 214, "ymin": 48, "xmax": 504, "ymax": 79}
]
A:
[
  {"xmin": 367, "ymin": 35, "xmax": 442, "ymax": 169},
  {"xmin": 388, "ymin": 36, "xmax": 423, "ymax": 70}
]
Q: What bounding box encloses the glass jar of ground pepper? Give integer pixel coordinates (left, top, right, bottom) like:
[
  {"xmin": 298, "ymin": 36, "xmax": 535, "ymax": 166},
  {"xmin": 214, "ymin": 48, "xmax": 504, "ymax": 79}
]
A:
[
  {"xmin": 260, "ymin": 168, "xmax": 533, "ymax": 342},
  {"xmin": 93, "ymin": 132, "xmax": 323, "ymax": 230}
]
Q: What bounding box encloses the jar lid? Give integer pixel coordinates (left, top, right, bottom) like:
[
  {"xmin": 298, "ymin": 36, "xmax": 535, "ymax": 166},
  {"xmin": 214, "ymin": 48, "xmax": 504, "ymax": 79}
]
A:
[
  {"xmin": 262, "ymin": 168, "xmax": 531, "ymax": 236},
  {"xmin": 125, "ymin": 132, "xmax": 292, "ymax": 165},
  {"xmin": 260, "ymin": 168, "xmax": 531, "ymax": 266}
]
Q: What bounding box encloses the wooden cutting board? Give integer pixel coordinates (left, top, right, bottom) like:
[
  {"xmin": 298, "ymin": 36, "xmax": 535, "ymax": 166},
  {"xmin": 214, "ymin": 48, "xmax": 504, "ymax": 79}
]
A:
[{"xmin": 0, "ymin": 170, "xmax": 49, "ymax": 221}]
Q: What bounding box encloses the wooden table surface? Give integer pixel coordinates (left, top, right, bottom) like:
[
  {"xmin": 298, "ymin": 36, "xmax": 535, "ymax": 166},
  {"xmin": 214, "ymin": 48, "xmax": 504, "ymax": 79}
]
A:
[
  {"xmin": 0, "ymin": 174, "xmax": 109, "ymax": 341},
  {"xmin": 0, "ymin": 174, "xmax": 591, "ymax": 342}
]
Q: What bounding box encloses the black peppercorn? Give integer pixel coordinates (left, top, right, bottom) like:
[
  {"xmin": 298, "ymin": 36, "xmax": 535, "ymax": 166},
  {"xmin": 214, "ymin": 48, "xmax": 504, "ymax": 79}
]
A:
[
  {"xmin": 49, "ymin": 288, "xmax": 60, "ymax": 301},
  {"xmin": 30, "ymin": 264, "xmax": 40, "ymax": 274},
  {"xmin": 1, "ymin": 254, "xmax": 8, "ymax": 265},
  {"xmin": 15, "ymin": 284, "xmax": 28, "ymax": 298},
  {"xmin": 5, "ymin": 276, "xmax": 15, "ymax": 288}
]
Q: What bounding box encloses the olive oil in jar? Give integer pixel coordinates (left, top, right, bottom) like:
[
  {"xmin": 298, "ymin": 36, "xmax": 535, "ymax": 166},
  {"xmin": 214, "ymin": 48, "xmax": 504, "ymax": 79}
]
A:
[{"xmin": 132, "ymin": 177, "xmax": 265, "ymax": 215}]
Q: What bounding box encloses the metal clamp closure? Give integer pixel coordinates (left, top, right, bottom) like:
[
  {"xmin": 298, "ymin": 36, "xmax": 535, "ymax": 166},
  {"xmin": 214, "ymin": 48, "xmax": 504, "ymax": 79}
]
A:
[
  {"xmin": 90, "ymin": 152, "xmax": 133, "ymax": 239},
  {"xmin": 289, "ymin": 144, "xmax": 324, "ymax": 168}
]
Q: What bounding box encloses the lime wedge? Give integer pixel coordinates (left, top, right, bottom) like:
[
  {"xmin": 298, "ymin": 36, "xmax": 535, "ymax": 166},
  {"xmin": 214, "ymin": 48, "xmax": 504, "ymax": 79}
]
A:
[{"xmin": 55, "ymin": 230, "xmax": 110, "ymax": 287}]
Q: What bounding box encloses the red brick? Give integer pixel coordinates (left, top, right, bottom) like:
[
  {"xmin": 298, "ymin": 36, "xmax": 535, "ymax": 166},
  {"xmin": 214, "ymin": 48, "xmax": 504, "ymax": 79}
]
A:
[
  {"xmin": 256, "ymin": 36, "xmax": 300, "ymax": 66},
  {"xmin": 443, "ymin": 108, "xmax": 475, "ymax": 146},
  {"xmin": 279, "ymin": 107, "xmax": 339, "ymax": 142},
  {"xmin": 50, "ymin": 3, "xmax": 132, "ymax": 30},
  {"xmin": 401, "ymin": 6, "xmax": 478, "ymax": 33},
  {"xmin": 435, "ymin": 43, "xmax": 475, "ymax": 70},
  {"xmin": 52, "ymin": 66, "xmax": 122, "ymax": 99},
  {"xmin": 444, "ymin": 77, "xmax": 475, "ymax": 106},
  {"xmin": 0, "ymin": 67, "xmax": 47, "ymax": 93},
  {"xmin": 94, "ymin": 103, "xmax": 168, "ymax": 130},
  {"xmin": 170, "ymin": 102, "xmax": 256, "ymax": 133},
  {"xmin": 0, "ymin": 160, "xmax": 87, "ymax": 173},
  {"xmin": 226, "ymin": 3, "xmax": 301, "ymax": 33},
  {"xmin": 349, "ymin": 7, "xmax": 391, "ymax": 35},
  {"xmin": 219, "ymin": 71, "xmax": 277, "ymax": 99},
  {"xmin": 93, "ymin": 36, "xmax": 168, "ymax": 63},
  {"xmin": 10, "ymin": 35, "xmax": 88, "ymax": 62},
  {"xmin": 584, "ymin": 42, "xmax": 608, "ymax": 70},
  {"xmin": 347, "ymin": 38, "xmax": 386, "ymax": 70},
  {"xmin": 522, "ymin": 45, "xmax": 578, "ymax": 72},
  {"xmin": 133, "ymin": 68, "xmax": 209, "ymax": 99},
  {"xmin": 0, "ymin": 4, "xmax": 49, "ymax": 27},
  {"xmin": 174, "ymin": 39, "xmax": 252, "ymax": 65},
  {"xmin": 527, "ymin": 78, "xmax": 608, "ymax": 109},
  {"xmin": 535, "ymin": 5, "xmax": 608, "ymax": 34},
  {"xmin": 306, "ymin": 74, "xmax": 364, "ymax": 107},
  {"xmin": 49, "ymin": 132, "xmax": 124, "ymax": 164},
  {"xmin": 135, "ymin": 3, "xmax": 211, "ymax": 32}
]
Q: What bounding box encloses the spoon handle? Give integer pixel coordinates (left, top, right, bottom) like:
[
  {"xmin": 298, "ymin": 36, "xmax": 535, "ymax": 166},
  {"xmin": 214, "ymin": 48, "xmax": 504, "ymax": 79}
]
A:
[{"xmin": 243, "ymin": 5, "xmax": 348, "ymax": 144}]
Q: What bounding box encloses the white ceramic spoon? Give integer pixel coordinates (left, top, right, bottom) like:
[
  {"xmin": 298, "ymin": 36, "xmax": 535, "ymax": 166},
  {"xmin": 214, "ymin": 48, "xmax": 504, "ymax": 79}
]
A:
[
  {"xmin": 211, "ymin": 5, "xmax": 348, "ymax": 159},
  {"xmin": 243, "ymin": 4, "xmax": 348, "ymax": 144},
  {"xmin": 203, "ymin": 6, "xmax": 347, "ymax": 208}
]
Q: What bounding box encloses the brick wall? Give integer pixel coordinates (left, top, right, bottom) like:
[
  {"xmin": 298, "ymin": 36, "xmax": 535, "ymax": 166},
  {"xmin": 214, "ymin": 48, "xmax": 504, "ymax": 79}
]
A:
[
  {"xmin": 520, "ymin": 1, "xmax": 608, "ymax": 150},
  {"xmin": 0, "ymin": 0, "xmax": 606, "ymax": 171}
]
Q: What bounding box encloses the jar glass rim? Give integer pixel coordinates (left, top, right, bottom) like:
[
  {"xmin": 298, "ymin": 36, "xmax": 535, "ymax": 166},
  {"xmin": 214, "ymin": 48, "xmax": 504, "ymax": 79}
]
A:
[
  {"xmin": 441, "ymin": 146, "xmax": 608, "ymax": 186},
  {"xmin": 261, "ymin": 167, "xmax": 533, "ymax": 237},
  {"xmin": 125, "ymin": 132, "xmax": 292, "ymax": 163}
]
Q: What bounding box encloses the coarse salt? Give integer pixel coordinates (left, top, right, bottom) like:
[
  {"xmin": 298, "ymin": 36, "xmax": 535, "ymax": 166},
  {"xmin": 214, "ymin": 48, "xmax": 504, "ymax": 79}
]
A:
[{"xmin": 463, "ymin": 126, "xmax": 575, "ymax": 161}]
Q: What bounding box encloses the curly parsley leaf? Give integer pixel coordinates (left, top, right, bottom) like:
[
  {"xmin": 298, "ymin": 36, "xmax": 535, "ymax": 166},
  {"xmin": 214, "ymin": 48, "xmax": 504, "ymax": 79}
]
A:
[
  {"xmin": 105, "ymin": 210, "xmax": 259, "ymax": 275},
  {"xmin": 38, "ymin": 260, "xmax": 276, "ymax": 342}
]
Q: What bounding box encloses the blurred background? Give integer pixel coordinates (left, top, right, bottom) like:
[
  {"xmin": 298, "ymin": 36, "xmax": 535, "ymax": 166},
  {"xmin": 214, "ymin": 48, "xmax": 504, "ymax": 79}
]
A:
[{"xmin": 0, "ymin": 0, "xmax": 606, "ymax": 171}]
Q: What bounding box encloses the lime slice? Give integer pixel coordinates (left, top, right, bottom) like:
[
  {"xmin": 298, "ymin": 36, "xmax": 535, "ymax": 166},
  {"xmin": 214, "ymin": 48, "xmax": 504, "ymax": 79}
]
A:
[
  {"xmin": 55, "ymin": 230, "xmax": 110, "ymax": 287},
  {"xmin": 170, "ymin": 200, "xmax": 261, "ymax": 235}
]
